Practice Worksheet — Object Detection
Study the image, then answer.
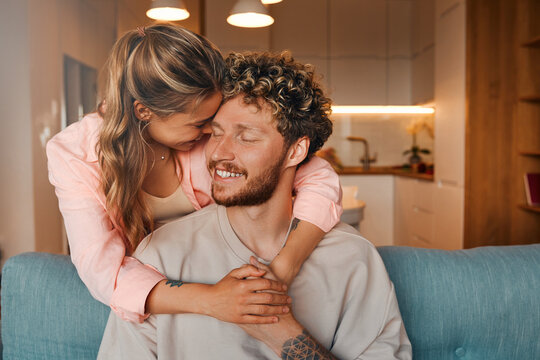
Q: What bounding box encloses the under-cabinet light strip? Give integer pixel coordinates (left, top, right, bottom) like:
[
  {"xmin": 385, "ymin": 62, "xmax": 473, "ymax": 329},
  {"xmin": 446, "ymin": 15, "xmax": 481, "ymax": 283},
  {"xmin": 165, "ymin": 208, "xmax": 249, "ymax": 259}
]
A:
[{"xmin": 331, "ymin": 105, "xmax": 435, "ymax": 114}]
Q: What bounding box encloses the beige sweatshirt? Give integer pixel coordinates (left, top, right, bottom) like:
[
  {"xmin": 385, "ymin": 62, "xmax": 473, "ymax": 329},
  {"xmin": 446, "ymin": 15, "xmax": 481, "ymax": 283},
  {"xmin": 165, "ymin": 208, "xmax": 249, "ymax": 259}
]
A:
[{"xmin": 98, "ymin": 204, "xmax": 411, "ymax": 360}]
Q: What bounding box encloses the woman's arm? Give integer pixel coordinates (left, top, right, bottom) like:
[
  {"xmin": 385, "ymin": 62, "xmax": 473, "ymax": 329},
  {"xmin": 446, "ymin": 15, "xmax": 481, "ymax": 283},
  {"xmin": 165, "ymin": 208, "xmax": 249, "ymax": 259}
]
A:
[
  {"xmin": 146, "ymin": 264, "xmax": 290, "ymax": 324},
  {"xmin": 269, "ymin": 220, "xmax": 325, "ymax": 285},
  {"xmin": 271, "ymin": 156, "xmax": 343, "ymax": 284}
]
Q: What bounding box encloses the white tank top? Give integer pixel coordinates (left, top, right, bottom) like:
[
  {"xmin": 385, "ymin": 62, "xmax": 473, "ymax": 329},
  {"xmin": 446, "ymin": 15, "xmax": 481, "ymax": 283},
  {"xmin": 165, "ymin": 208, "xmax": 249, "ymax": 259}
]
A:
[{"xmin": 144, "ymin": 185, "xmax": 195, "ymax": 228}]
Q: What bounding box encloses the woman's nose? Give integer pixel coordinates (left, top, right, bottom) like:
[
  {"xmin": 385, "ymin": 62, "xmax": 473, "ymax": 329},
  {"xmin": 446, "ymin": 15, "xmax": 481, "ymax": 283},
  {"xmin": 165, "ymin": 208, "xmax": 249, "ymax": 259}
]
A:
[{"xmin": 202, "ymin": 122, "xmax": 212, "ymax": 135}]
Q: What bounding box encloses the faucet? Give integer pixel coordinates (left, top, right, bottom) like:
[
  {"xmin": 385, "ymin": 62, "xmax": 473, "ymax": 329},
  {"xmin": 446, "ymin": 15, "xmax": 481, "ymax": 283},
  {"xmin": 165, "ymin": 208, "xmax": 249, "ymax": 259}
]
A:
[{"xmin": 346, "ymin": 136, "xmax": 377, "ymax": 170}]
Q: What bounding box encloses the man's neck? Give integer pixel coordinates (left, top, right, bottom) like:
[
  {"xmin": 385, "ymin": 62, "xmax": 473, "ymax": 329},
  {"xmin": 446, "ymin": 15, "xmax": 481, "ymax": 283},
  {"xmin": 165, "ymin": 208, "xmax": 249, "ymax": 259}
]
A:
[{"xmin": 226, "ymin": 171, "xmax": 294, "ymax": 262}]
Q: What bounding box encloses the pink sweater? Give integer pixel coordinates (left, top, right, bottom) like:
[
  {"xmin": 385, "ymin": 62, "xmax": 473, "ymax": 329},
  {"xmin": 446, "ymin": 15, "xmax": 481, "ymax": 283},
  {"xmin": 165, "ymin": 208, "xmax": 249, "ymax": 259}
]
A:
[{"xmin": 46, "ymin": 113, "xmax": 343, "ymax": 323}]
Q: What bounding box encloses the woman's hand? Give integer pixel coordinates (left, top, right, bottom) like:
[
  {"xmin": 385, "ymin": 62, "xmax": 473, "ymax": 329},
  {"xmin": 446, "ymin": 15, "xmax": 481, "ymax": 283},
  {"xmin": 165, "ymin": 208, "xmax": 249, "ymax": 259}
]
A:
[{"xmin": 200, "ymin": 264, "xmax": 291, "ymax": 324}]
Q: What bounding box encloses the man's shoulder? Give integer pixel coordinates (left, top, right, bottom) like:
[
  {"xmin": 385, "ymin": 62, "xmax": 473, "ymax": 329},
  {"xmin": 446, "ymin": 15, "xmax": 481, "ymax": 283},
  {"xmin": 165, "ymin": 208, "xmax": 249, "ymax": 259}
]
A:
[
  {"xmin": 305, "ymin": 222, "xmax": 388, "ymax": 277},
  {"xmin": 318, "ymin": 222, "xmax": 378, "ymax": 257}
]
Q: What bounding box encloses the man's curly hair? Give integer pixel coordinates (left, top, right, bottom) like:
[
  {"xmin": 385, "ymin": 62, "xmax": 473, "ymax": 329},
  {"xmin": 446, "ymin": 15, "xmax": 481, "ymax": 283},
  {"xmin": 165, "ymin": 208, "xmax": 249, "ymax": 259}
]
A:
[{"xmin": 222, "ymin": 51, "xmax": 333, "ymax": 165}]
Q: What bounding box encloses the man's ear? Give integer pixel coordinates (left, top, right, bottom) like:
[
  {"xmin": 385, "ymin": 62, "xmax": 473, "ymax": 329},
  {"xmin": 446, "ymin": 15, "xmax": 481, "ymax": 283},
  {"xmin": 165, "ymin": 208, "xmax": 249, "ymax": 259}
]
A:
[
  {"xmin": 285, "ymin": 137, "xmax": 310, "ymax": 168},
  {"xmin": 133, "ymin": 100, "xmax": 154, "ymax": 121}
]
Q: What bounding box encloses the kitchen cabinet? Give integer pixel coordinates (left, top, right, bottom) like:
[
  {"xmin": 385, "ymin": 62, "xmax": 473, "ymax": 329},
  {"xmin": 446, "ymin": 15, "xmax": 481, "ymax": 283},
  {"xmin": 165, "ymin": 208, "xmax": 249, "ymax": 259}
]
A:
[
  {"xmin": 433, "ymin": 182, "xmax": 464, "ymax": 249},
  {"xmin": 434, "ymin": 0, "xmax": 465, "ymax": 188},
  {"xmin": 207, "ymin": 0, "xmax": 413, "ymax": 106},
  {"xmin": 395, "ymin": 177, "xmax": 434, "ymax": 247},
  {"xmin": 411, "ymin": 0, "xmax": 435, "ymax": 105},
  {"xmin": 339, "ymin": 175, "xmax": 394, "ymax": 247},
  {"xmin": 394, "ymin": 0, "xmax": 466, "ymax": 250},
  {"xmin": 394, "ymin": 176, "xmax": 463, "ymax": 249}
]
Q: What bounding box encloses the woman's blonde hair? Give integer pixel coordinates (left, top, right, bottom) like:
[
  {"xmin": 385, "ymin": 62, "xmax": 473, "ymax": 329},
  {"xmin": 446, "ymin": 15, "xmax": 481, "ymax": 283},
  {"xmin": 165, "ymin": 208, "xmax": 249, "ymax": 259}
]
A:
[{"xmin": 97, "ymin": 24, "xmax": 224, "ymax": 252}]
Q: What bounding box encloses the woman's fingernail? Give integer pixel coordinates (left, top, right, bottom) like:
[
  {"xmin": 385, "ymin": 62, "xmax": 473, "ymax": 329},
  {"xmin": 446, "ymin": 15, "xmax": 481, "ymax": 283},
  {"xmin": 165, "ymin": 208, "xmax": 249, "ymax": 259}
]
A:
[
  {"xmin": 283, "ymin": 307, "xmax": 289, "ymax": 313},
  {"xmin": 287, "ymin": 297, "xmax": 292, "ymax": 303},
  {"xmin": 273, "ymin": 317, "xmax": 279, "ymax": 323},
  {"xmin": 283, "ymin": 284, "xmax": 287, "ymax": 291}
]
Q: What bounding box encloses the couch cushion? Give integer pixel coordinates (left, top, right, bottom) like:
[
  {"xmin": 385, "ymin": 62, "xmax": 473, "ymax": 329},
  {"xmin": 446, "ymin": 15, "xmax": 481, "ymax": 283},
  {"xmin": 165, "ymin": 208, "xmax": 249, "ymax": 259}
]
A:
[
  {"xmin": 1, "ymin": 252, "xmax": 110, "ymax": 360},
  {"xmin": 378, "ymin": 245, "xmax": 540, "ymax": 360}
]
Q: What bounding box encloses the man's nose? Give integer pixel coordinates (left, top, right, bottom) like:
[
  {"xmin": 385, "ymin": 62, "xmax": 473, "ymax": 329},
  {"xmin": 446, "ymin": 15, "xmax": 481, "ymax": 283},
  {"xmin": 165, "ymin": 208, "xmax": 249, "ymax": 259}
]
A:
[{"xmin": 210, "ymin": 135, "xmax": 235, "ymax": 162}]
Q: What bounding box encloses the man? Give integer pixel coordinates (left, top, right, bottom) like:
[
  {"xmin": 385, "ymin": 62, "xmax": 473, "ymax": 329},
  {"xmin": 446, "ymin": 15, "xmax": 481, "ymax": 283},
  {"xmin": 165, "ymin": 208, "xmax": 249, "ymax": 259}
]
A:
[{"xmin": 98, "ymin": 52, "xmax": 411, "ymax": 359}]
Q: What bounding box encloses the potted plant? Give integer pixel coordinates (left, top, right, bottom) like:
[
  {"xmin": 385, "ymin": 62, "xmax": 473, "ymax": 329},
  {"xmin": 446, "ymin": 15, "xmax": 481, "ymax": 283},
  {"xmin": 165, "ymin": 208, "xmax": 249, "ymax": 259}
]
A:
[{"xmin": 404, "ymin": 117, "xmax": 433, "ymax": 165}]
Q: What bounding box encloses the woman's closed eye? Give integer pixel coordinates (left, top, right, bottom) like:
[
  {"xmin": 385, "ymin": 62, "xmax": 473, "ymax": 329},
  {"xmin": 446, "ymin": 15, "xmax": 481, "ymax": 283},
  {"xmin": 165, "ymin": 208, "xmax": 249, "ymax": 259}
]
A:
[{"xmin": 194, "ymin": 122, "xmax": 208, "ymax": 129}]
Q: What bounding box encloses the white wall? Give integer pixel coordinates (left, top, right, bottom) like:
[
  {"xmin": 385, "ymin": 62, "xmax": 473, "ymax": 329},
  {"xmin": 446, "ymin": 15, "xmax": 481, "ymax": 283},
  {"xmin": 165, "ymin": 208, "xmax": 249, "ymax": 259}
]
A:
[
  {"xmin": 0, "ymin": 0, "xmax": 120, "ymax": 265},
  {"xmin": 0, "ymin": 0, "xmax": 35, "ymax": 267}
]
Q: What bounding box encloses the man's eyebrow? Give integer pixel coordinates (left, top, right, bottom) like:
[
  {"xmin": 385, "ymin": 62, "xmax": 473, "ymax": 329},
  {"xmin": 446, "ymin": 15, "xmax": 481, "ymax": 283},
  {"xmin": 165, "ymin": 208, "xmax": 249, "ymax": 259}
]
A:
[
  {"xmin": 234, "ymin": 123, "xmax": 264, "ymax": 133},
  {"xmin": 210, "ymin": 120, "xmax": 223, "ymax": 129}
]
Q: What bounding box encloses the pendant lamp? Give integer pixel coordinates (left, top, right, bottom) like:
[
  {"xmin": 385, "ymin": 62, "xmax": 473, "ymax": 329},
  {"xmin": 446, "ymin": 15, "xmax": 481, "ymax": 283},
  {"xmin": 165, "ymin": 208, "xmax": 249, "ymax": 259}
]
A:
[
  {"xmin": 227, "ymin": 0, "xmax": 274, "ymax": 28},
  {"xmin": 146, "ymin": 0, "xmax": 190, "ymax": 21},
  {"xmin": 261, "ymin": 0, "xmax": 283, "ymax": 4}
]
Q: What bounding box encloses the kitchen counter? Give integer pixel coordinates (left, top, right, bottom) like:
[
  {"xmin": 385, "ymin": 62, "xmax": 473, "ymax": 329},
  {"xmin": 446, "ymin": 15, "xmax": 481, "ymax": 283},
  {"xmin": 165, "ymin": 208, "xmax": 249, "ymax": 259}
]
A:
[{"xmin": 337, "ymin": 166, "xmax": 434, "ymax": 181}]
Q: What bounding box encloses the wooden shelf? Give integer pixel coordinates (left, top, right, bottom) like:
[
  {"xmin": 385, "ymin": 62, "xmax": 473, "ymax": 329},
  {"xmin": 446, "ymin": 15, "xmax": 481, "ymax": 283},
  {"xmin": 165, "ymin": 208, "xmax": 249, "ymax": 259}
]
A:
[
  {"xmin": 518, "ymin": 204, "xmax": 540, "ymax": 213},
  {"xmin": 519, "ymin": 151, "xmax": 540, "ymax": 157},
  {"xmin": 521, "ymin": 35, "xmax": 540, "ymax": 48},
  {"xmin": 519, "ymin": 95, "xmax": 540, "ymax": 103}
]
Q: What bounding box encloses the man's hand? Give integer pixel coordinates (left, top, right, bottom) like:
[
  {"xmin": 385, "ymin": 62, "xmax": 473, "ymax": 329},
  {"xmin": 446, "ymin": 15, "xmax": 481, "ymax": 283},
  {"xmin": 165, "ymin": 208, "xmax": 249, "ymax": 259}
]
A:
[
  {"xmin": 200, "ymin": 264, "xmax": 291, "ymax": 324},
  {"xmin": 243, "ymin": 257, "xmax": 338, "ymax": 359},
  {"xmin": 239, "ymin": 310, "xmax": 338, "ymax": 359}
]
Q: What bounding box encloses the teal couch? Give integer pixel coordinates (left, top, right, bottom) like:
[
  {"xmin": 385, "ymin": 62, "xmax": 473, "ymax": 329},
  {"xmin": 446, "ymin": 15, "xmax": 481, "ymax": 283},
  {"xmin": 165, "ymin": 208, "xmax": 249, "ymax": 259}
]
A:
[{"xmin": 2, "ymin": 245, "xmax": 540, "ymax": 359}]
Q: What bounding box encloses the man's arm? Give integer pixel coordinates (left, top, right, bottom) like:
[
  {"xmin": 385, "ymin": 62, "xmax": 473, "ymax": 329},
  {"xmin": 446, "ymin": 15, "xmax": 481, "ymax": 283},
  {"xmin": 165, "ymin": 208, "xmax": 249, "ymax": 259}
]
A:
[{"xmin": 239, "ymin": 312, "xmax": 338, "ymax": 360}]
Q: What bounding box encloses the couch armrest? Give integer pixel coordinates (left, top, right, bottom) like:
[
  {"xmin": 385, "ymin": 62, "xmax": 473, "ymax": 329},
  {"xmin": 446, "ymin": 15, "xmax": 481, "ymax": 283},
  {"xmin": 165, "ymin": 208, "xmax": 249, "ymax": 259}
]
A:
[{"xmin": 1, "ymin": 252, "xmax": 110, "ymax": 359}]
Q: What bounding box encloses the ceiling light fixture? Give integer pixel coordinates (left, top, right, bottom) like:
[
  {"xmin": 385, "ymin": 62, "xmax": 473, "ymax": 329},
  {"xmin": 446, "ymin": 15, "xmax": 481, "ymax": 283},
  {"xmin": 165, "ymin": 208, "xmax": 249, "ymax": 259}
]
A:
[
  {"xmin": 146, "ymin": 0, "xmax": 190, "ymax": 21},
  {"xmin": 331, "ymin": 105, "xmax": 435, "ymax": 115},
  {"xmin": 227, "ymin": 0, "xmax": 274, "ymax": 28},
  {"xmin": 261, "ymin": 0, "xmax": 283, "ymax": 4}
]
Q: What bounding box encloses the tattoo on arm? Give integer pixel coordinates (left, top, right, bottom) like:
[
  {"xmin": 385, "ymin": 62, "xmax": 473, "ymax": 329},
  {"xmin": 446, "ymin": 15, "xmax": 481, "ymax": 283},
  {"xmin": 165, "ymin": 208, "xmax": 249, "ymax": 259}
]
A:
[
  {"xmin": 165, "ymin": 280, "xmax": 185, "ymax": 288},
  {"xmin": 277, "ymin": 218, "xmax": 301, "ymax": 256},
  {"xmin": 281, "ymin": 330, "xmax": 337, "ymax": 360},
  {"xmin": 290, "ymin": 218, "xmax": 300, "ymax": 232}
]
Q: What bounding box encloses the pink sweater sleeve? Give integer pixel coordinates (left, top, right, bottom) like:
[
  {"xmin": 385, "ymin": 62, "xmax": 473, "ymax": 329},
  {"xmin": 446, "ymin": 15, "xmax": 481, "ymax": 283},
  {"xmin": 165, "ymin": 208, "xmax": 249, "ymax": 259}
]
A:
[
  {"xmin": 186, "ymin": 141, "xmax": 343, "ymax": 232},
  {"xmin": 46, "ymin": 114, "xmax": 165, "ymax": 323},
  {"xmin": 293, "ymin": 156, "xmax": 343, "ymax": 232}
]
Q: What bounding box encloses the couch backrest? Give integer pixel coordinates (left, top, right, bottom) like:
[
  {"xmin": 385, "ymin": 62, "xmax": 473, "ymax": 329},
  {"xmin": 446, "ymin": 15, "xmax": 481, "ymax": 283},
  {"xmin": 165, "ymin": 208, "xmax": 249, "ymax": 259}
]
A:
[
  {"xmin": 378, "ymin": 244, "xmax": 540, "ymax": 360},
  {"xmin": 1, "ymin": 252, "xmax": 109, "ymax": 360},
  {"xmin": 2, "ymin": 246, "xmax": 540, "ymax": 359}
]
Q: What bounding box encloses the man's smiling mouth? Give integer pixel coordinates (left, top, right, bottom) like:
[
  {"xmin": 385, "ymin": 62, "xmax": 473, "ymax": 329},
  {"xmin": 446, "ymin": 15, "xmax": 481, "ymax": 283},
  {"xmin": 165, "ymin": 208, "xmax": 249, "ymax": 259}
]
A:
[{"xmin": 216, "ymin": 169, "xmax": 244, "ymax": 178}]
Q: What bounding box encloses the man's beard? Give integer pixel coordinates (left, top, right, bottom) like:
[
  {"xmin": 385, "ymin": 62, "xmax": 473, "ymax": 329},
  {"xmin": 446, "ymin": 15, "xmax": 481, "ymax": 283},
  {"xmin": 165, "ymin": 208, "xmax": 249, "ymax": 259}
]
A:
[{"xmin": 209, "ymin": 150, "xmax": 287, "ymax": 207}]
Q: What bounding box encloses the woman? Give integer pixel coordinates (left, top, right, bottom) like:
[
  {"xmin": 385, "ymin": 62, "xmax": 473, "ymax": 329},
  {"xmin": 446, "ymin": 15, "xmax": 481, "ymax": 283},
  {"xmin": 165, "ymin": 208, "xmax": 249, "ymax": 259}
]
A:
[{"xmin": 46, "ymin": 24, "xmax": 342, "ymax": 324}]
